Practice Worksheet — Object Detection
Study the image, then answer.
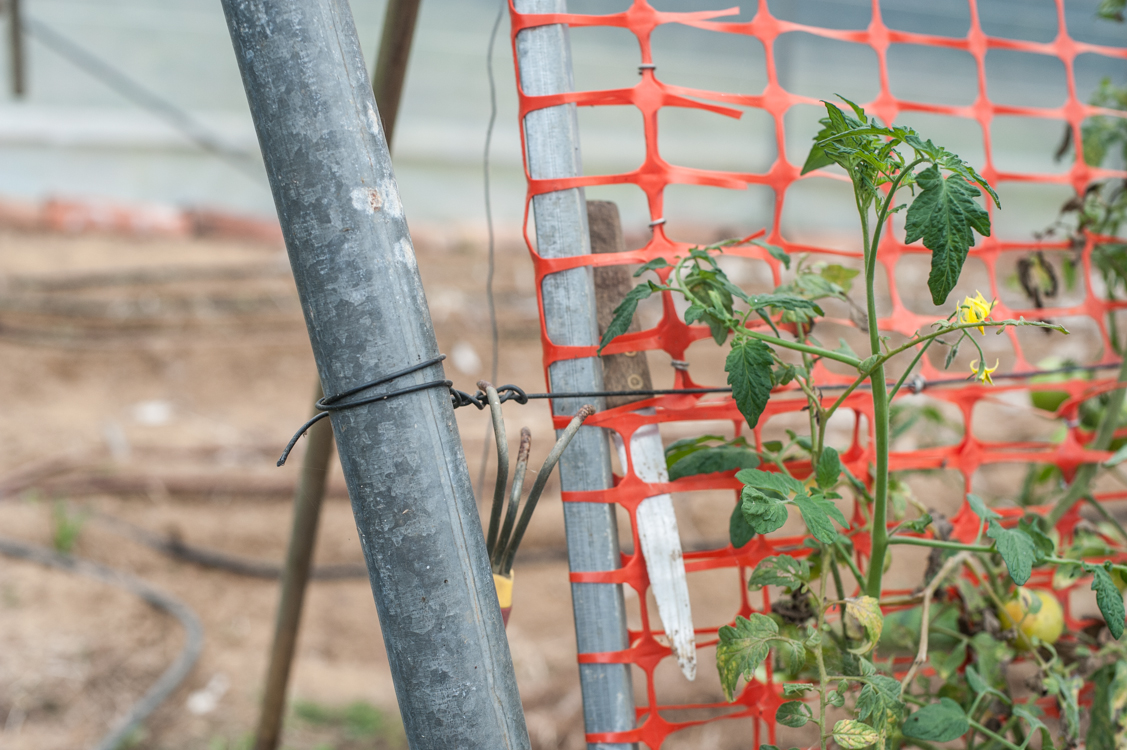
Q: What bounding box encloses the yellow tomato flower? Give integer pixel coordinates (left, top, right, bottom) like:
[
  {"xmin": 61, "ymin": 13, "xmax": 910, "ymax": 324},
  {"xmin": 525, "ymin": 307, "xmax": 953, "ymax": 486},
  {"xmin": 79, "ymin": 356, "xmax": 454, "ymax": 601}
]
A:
[
  {"xmin": 969, "ymin": 359, "xmax": 999, "ymax": 385},
  {"xmin": 959, "ymin": 291, "xmax": 996, "ymax": 335}
]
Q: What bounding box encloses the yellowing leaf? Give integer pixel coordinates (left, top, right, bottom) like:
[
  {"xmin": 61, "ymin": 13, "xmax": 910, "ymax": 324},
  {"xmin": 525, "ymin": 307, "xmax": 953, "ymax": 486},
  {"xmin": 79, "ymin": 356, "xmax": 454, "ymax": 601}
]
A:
[
  {"xmin": 833, "ymin": 719, "xmax": 880, "ymax": 749},
  {"xmin": 845, "ymin": 596, "xmax": 884, "ymax": 654}
]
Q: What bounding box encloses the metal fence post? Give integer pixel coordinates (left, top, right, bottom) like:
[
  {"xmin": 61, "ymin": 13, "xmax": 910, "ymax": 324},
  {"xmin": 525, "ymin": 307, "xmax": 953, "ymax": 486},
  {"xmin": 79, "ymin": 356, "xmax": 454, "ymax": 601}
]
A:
[
  {"xmin": 221, "ymin": 1, "xmax": 529, "ymax": 747},
  {"xmin": 513, "ymin": 2, "xmax": 637, "ymax": 748}
]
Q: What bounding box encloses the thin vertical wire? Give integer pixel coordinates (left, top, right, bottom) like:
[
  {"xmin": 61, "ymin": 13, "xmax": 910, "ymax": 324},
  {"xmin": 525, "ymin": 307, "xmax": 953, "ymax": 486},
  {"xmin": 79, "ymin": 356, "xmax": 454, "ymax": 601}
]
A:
[{"xmin": 477, "ymin": 0, "xmax": 507, "ymax": 500}]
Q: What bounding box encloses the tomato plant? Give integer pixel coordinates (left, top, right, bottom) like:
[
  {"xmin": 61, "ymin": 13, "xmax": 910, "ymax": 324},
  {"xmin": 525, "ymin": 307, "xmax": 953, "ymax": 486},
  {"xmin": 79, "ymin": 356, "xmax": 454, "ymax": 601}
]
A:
[{"xmin": 600, "ymin": 96, "xmax": 1127, "ymax": 749}]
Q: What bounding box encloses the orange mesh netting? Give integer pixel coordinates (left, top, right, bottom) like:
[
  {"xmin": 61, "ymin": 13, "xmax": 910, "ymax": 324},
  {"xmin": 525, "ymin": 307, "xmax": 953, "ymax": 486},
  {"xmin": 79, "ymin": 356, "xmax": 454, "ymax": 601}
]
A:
[{"xmin": 508, "ymin": 1, "xmax": 1127, "ymax": 746}]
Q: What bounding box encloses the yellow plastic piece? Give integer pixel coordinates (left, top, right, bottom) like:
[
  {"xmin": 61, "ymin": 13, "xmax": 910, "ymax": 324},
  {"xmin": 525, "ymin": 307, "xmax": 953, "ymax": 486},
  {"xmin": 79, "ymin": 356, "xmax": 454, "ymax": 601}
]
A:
[{"xmin": 493, "ymin": 572, "xmax": 514, "ymax": 609}]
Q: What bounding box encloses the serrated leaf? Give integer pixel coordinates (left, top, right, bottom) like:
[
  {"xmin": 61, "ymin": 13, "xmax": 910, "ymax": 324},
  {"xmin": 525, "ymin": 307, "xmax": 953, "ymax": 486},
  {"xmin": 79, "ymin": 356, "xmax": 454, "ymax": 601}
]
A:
[
  {"xmin": 1013, "ymin": 705, "xmax": 1054, "ymax": 749},
  {"xmin": 668, "ymin": 441, "xmax": 760, "ymax": 481},
  {"xmin": 737, "ymin": 468, "xmax": 806, "ymax": 497},
  {"xmin": 902, "ymin": 698, "xmax": 968, "ymax": 742},
  {"xmin": 932, "ymin": 640, "xmax": 967, "ymax": 681},
  {"xmin": 1084, "ymin": 562, "xmax": 1126, "ymax": 639},
  {"xmin": 1086, "ymin": 663, "xmax": 1123, "ymax": 750},
  {"xmin": 776, "ymin": 639, "xmax": 806, "ymax": 674},
  {"xmin": 729, "ymin": 499, "xmax": 756, "ymax": 548},
  {"xmin": 833, "ymin": 719, "xmax": 880, "ymax": 749},
  {"xmin": 794, "ymin": 493, "xmax": 847, "ymax": 544},
  {"xmin": 776, "ymin": 701, "xmax": 812, "ymax": 728},
  {"xmin": 726, "ymin": 339, "xmax": 774, "ymax": 429},
  {"xmin": 987, "ymin": 520, "xmax": 1037, "ymax": 585},
  {"xmin": 820, "ymin": 263, "xmax": 860, "ymax": 291},
  {"xmin": 748, "ymin": 555, "xmax": 811, "ymax": 591},
  {"xmin": 905, "ymin": 164, "xmax": 992, "ymax": 305},
  {"xmin": 967, "ymin": 493, "xmax": 1000, "ymax": 522},
  {"xmin": 741, "ymin": 488, "xmax": 790, "ymax": 535},
  {"xmin": 845, "ymin": 596, "xmax": 884, "ymax": 654},
  {"xmin": 716, "ymin": 614, "xmax": 778, "ymax": 701},
  {"xmin": 749, "ymin": 238, "xmax": 791, "ymax": 270},
  {"xmin": 816, "ymin": 446, "xmax": 842, "ymax": 490},
  {"xmin": 664, "ymin": 434, "xmax": 727, "ymax": 467},
  {"xmin": 597, "ymin": 282, "xmax": 654, "ymax": 353},
  {"xmin": 633, "ymin": 257, "xmax": 669, "ymax": 276},
  {"xmin": 828, "ymin": 684, "xmax": 846, "ymax": 707},
  {"xmin": 969, "ymin": 632, "xmax": 1013, "ymax": 693},
  {"xmin": 1053, "ymin": 562, "xmax": 1084, "ymax": 590},
  {"xmin": 965, "ymin": 664, "xmax": 987, "ymax": 694},
  {"xmin": 1018, "ymin": 518, "xmax": 1055, "ymax": 563},
  {"xmin": 747, "ymin": 293, "xmax": 824, "ymax": 316},
  {"xmin": 855, "ymin": 675, "xmax": 902, "ymax": 726},
  {"xmin": 900, "ymin": 513, "xmax": 933, "ymax": 534},
  {"xmin": 782, "ymin": 682, "xmax": 815, "ymax": 697}
]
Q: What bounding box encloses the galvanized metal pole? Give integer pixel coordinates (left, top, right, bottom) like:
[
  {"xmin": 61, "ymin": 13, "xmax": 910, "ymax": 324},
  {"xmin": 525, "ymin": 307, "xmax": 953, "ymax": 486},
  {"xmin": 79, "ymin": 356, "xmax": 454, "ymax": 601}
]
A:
[
  {"xmin": 221, "ymin": 2, "xmax": 529, "ymax": 748},
  {"xmin": 252, "ymin": 2, "xmax": 423, "ymax": 747},
  {"xmin": 513, "ymin": 2, "xmax": 637, "ymax": 748}
]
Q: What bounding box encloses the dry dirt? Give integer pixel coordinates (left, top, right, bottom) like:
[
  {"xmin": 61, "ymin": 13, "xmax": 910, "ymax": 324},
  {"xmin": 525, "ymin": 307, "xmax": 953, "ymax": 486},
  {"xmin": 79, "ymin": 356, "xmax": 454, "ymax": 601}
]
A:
[{"xmin": 0, "ymin": 225, "xmax": 1105, "ymax": 750}]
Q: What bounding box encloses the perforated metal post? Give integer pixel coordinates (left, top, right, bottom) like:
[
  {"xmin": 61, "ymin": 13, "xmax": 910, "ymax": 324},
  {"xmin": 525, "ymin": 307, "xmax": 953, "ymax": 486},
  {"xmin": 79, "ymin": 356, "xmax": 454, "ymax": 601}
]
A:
[
  {"xmin": 221, "ymin": 1, "xmax": 528, "ymax": 748},
  {"xmin": 513, "ymin": 2, "xmax": 637, "ymax": 748}
]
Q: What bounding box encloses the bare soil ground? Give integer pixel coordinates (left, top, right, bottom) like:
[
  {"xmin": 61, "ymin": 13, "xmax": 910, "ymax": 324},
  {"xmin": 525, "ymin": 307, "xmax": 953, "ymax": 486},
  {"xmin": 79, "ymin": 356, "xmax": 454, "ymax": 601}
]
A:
[{"xmin": 0, "ymin": 226, "xmax": 1103, "ymax": 750}]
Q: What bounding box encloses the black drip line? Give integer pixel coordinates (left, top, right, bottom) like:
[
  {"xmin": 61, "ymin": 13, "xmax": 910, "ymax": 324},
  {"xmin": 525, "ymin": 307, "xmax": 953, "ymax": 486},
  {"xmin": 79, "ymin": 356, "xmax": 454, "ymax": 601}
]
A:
[{"xmin": 278, "ymin": 358, "xmax": 1123, "ymax": 465}]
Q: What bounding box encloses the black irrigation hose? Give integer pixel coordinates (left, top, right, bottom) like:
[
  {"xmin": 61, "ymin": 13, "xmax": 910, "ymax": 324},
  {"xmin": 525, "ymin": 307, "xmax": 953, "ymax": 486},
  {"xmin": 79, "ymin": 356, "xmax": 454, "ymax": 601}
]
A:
[
  {"xmin": 90, "ymin": 512, "xmax": 368, "ymax": 581},
  {"xmin": 0, "ymin": 536, "xmax": 204, "ymax": 750}
]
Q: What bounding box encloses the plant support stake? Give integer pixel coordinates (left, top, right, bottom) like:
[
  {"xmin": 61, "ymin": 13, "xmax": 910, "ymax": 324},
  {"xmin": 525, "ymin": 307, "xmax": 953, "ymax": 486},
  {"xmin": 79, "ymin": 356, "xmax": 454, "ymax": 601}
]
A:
[
  {"xmin": 221, "ymin": 1, "xmax": 529, "ymax": 747},
  {"xmin": 514, "ymin": 1, "xmax": 637, "ymax": 747}
]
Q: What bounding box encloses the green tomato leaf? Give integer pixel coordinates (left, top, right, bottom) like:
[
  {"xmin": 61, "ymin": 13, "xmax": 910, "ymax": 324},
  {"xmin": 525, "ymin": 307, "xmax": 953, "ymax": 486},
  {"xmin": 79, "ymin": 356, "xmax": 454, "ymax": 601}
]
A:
[
  {"xmin": 1086, "ymin": 663, "xmax": 1122, "ymax": 750},
  {"xmin": 899, "ymin": 513, "xmax": 933, "ymax": 534},
  {"xmin": 748, "ymin": 555, "xmax": 811, "ymax": 591},
  {"xmin": 855, "ymin": 675, "xmax": 902, "ymax": 726},
  {"xmin": 776, "ymin": 701, "xmax": 812, "ymax": 728},
  {"xmin": 1084, "ymin": 562, "xmax": 1126, "ymax": 639},
  {"xmin": 726, "ymin": 339, "xmax": 774, "ymax": 429},
  {"xmin": 967, "ymin": 493, "xmax": 1000, "ymax": 522},
  {"xmin": 664, "ymin": 435, "xmax": 726, "ymax": 467},
  {"xmin": 815, "ymin": 446, "xmax": 842, "ymax": 490},
  {"xmin": 633, "ymin": 257, "xmax": 669, "ymax": 276},
  {"xmin": 716, "ymin": 613, "xmax": 778, "ymax": 701},
  {"xmin": 820, "ymin": 263, "xmax": 860, "ymax": 291},
  {"xmin": 736, "ymin": 468, "xmax": 806, "ymax": 497},
  {"xmin": 987, "ymin": 520, "xmax": 1037, "ymax": 586},
  {"xmin": 741, "ymin": 488, "xmax": 790, "ymax": 536},
  {"xmin": 793, "ymin": 493, "xmax": 847, "ymax": 544},
  {"xmin": 902, "ymin": 698, "xmax": 969, "ymax": 742},
  {"xmin": 904, "ymin": 164, "xmax": 992, "ymax": 306},
  {"xmin": 782, "ymin": 682, "xmax": 815, "ymax": 697},
  {"xmin": 749, "ymin": 238, "xmax": 791, "ymax": 270},
  {"xmin": 832, "ymin": 719, "xmax": 880, "ymax": 749},
  {"xmin": 597, "ymin": 282, "xmax": 655, "ymax": 354},
  {"xmin": 729, "ymin": 498, "xmax": 756, "ymax": 549},
  {"xmin": 965, "ymin": 664, "xmax": 988, "ymax": 695},
  {"xmin": 1018, "ymin": 518, "xmax": 1055, "ymax": 563},
  {"xmin": 668, "ymin": 440, "xmax": 760, "ymax": 481}
]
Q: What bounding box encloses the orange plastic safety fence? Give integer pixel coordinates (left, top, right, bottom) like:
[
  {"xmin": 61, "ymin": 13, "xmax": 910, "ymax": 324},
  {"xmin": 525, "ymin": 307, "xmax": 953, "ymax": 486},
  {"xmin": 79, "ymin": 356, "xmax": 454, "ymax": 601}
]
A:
[{"xmin": 508, "ymin": 1, "xmax": 1127, "ymax": 747}]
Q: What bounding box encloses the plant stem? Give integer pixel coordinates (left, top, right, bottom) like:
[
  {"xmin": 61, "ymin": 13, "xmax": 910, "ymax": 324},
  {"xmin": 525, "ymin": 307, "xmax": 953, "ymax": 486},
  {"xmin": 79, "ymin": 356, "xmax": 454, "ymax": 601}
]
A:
[
  {"xmin": 861, "ymin": 209, "xmax": 892, "ymax": 599},
  {"xmin": 815, "ymin": 556, "xmax": 831, "ymax": 750},
  {"xmin": 966, "ymin": 719, "xmax": 1022, "ymax": 750},
  {"xmin": 1047, "ymin": 354, "xmax": 1127, "ymax": 526},
  {"xmin": 888, "ymin": 536, "xmax": 993, "ymax": 553}
]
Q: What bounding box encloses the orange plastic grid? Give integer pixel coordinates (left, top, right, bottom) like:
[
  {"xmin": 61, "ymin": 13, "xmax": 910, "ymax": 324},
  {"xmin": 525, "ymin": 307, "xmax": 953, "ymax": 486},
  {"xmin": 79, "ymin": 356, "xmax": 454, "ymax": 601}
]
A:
[{"xmin": 509, "ymin": 1, "xmax": 1127, "ymax": 747}]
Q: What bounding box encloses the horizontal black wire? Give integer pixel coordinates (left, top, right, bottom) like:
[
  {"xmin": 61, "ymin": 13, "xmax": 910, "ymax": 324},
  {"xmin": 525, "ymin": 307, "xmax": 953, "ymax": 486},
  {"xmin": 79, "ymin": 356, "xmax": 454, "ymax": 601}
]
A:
[{"xmin": 280, "ymin": 359, "xmax": 1122, "ymax": 465}]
